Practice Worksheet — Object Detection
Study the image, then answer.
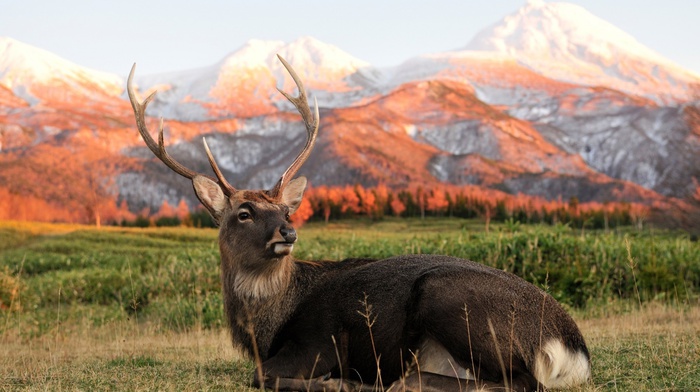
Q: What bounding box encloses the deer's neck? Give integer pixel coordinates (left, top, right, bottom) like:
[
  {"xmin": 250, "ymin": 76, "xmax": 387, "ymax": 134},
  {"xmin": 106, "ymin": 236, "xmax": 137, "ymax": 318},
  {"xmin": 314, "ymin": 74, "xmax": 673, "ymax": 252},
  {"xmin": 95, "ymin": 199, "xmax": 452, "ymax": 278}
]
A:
[
  {"xmin": 230, "ymin": 255, "xmax": 296, "ymax": 301},
  {"xmin": 219, "ymin": 251, "xmax": 302, "ymax": 358}
]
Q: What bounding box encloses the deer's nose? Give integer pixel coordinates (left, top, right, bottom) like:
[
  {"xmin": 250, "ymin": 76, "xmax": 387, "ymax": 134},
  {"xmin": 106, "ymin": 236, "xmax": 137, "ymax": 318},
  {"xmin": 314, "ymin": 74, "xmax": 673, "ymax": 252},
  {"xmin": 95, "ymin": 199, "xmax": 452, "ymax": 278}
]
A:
[{"xmin": 280, "ymin": 226, "xmax": 297, "ymax": 243}]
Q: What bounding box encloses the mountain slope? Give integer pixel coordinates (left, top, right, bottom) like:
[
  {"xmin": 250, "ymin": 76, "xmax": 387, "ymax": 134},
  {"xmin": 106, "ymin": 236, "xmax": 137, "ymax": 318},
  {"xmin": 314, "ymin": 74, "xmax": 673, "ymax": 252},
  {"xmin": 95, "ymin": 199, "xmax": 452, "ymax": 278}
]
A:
[
  {"xmin": 119, "ymin": 77, "xmax": 663, "ymax": 212},
  {"xmin": 0, "ymin": 37, "xmax": 123, "ymax": 108}
]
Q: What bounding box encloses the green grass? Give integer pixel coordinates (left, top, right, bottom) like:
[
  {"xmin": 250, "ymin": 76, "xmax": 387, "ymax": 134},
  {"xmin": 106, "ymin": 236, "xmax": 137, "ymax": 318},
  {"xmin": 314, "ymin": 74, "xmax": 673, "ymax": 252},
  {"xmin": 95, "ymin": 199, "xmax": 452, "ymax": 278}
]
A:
[{"xmin": 1, "ymin": 218, "xmax": 699, "ymax": 391}]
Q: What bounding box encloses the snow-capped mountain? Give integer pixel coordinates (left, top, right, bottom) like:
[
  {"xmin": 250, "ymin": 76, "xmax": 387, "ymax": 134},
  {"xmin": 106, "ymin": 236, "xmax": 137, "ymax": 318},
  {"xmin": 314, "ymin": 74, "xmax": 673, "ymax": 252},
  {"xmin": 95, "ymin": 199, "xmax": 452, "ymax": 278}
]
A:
[
  {"xmin": 464, "ymin": 0, "xmax": 700, "ymax": 103},
  {"xmin": 133, "ymin": 37, "xmax": 381, "ymax": 121},
  {"xmin": 0, "ymin": 37, "xmax": 123, "ymax": 106}
]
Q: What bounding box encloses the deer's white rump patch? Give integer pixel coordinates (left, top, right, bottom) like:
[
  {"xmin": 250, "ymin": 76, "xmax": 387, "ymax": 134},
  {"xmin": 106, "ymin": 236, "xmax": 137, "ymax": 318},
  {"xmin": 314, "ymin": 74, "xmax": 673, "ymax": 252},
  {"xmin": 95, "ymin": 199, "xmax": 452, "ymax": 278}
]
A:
[{"xmin": 534, "ymin": 339, "xmax": 590, "ymax": 388}]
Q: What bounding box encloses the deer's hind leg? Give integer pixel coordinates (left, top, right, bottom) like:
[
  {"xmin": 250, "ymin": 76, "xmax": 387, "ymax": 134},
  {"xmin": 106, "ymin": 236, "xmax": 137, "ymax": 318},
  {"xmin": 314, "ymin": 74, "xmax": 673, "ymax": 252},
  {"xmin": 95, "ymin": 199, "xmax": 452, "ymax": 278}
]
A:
[{"xmin": 406, "ymin": 274, "xmax": 540, "ymax": 391}]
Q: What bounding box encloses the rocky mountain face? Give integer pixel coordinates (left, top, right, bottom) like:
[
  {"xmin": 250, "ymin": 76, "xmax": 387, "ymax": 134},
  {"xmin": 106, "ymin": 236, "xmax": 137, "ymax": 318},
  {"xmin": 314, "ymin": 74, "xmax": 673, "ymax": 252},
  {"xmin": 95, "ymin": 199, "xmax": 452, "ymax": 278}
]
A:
[{"xmin": 1, "ymin": 1, "xmax": 698, "ymax": 218}]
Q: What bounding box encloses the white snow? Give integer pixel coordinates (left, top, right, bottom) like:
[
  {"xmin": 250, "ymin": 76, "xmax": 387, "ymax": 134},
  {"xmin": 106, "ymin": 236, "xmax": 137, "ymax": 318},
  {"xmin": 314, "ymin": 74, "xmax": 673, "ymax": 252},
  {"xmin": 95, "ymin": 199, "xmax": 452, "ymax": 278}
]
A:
[{"xmin": 0, "ymin": 36, "xmax": 123, "ymax": 101}]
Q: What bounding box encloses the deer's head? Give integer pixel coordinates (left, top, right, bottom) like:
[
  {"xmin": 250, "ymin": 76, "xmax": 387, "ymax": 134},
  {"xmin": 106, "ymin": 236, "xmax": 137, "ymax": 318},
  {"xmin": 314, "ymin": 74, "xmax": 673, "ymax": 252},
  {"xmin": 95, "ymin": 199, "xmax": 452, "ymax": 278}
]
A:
[{"xmin": 127, "ymin": 56, "xmax": 318, "ymax": 272}]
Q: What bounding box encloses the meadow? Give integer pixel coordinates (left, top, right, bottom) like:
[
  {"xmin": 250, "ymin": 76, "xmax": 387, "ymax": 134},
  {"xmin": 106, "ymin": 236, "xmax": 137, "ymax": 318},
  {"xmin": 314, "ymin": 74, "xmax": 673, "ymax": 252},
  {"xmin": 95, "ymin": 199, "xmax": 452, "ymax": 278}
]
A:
[{"xmin": 0, "ymin": 218, "xmax": 698, "ymax": 391}]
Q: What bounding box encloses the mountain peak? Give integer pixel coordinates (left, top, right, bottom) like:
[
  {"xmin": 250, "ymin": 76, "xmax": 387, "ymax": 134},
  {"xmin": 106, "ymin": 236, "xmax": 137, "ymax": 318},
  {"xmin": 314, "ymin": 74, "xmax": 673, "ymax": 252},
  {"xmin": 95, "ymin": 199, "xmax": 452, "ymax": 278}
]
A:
[
  {"xmin": 277, "ymin": 36, "xmax": 370, "ymax": 70},
  {"xmin": 467, "ymin": 1, "xmax": 660, "ymax": 63},
  {"xmin": 218, "ymin": 37, "xmax": 369, "ymax": 73},
  {"xmin": 464, "ymin": 1, "xmax": 699, "ymax": 102}
]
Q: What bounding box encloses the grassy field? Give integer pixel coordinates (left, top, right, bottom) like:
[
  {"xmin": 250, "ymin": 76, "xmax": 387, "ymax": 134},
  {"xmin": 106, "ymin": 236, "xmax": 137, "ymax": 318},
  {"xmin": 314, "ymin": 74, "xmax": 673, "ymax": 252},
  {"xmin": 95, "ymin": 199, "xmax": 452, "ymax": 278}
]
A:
[{"xmin": 1, "ymin": 218, "xmax": 699, "ymax": 391}]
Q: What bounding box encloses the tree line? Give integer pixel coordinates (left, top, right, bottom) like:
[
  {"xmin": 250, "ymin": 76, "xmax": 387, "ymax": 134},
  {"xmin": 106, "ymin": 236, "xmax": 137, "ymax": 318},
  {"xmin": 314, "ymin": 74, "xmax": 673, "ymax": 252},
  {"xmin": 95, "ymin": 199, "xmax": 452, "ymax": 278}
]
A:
[{"xmin": 116, "ymin": 184, "xmax": 649, "ymax": 231}]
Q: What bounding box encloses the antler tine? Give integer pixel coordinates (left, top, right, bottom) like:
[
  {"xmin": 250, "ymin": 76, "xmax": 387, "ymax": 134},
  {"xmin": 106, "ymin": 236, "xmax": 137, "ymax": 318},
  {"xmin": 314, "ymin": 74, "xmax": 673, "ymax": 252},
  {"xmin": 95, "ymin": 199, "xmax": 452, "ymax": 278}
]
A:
[
  {"xmin": 202, "ymin": 137, "xmax": 236, "ymax": 194},
  {"xmin": 270, "ymin": 55, "xmax": 320, "ymax": 198},
  {"xmin": 128, "ymin": 64, "xmax": 234, "ymax": 194}
]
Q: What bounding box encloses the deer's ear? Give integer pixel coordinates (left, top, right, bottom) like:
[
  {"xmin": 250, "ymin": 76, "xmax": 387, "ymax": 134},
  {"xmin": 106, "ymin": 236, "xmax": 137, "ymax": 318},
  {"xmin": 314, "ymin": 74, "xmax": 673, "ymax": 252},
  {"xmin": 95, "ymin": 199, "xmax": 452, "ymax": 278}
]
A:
[
  {"xmin": 282, "ymin": 177, "xmax": 307, "ymax": 214},
  {"xmin": 193, "ymin": 176, "xmax": 227, "ymax": 224}
]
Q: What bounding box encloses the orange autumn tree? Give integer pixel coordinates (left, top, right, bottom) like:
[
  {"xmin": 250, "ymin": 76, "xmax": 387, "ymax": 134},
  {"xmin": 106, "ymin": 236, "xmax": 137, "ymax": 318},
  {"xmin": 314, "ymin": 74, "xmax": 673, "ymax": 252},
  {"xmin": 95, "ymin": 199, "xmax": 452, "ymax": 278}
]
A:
[
  {"xmin": 290, "ymin": 198, "xmax": 314, "ymax": 226},
  {"xmin": 308, "ymin": 186, "xmax": 333, "ymax": 223},
  {"xmin": 156, "ymin": 200, "xmax": 178, "ymax": 219},
  {"xmin": 355, "ymin": 185, "xmax": 378, "ymax": 219},
  {"xmin": 390, "ymin": 198, "xmax": 406, "ymax": 217},
  {"xmin": 99, "ymin": 199, "xmax": 136, "ymax": 224},
  {"xmin": 373, "ymin": 184, "xmax": 391, "ymax": 219},
  {"xmin": 339, "ymin": 186, "xmax": 361, "ymax": 215},
  {"xmin": 426, "ymin": 188, "xmax": 449, "ymax": 216}
]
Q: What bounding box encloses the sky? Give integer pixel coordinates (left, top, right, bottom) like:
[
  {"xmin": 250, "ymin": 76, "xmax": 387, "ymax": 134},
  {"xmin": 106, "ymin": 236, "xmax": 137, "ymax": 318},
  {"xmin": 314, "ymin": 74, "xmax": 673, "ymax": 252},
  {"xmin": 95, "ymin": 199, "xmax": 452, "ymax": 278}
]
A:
[{"xmin": 2, "ymin": 0, "xmax": 699, "ymax": 76}]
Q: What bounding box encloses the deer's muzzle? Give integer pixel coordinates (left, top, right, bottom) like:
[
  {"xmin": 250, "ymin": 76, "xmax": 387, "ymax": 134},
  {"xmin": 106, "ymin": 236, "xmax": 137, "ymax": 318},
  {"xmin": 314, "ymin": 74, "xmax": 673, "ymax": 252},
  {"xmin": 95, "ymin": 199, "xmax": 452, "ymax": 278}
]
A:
[{"xmin": 272, "ymin": 225, "xmax": 297, "ymax": 256}]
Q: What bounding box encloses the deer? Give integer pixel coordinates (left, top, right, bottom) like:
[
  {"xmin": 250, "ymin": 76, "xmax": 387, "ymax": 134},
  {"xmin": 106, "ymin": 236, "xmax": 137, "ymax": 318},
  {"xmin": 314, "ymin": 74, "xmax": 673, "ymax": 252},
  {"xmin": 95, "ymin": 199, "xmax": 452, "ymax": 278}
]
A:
[{"xmin": 127, "ymin": 55, "xmax": 591, "ymax": 392}]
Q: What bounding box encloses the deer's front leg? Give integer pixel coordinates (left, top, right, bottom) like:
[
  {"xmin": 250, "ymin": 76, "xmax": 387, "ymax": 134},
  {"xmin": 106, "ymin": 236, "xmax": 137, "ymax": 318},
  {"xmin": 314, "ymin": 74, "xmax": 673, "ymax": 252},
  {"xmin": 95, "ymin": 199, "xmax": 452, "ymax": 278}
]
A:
[{"xmin": 253, "ymin": 339, "xmax": 339, "ymax": 390}]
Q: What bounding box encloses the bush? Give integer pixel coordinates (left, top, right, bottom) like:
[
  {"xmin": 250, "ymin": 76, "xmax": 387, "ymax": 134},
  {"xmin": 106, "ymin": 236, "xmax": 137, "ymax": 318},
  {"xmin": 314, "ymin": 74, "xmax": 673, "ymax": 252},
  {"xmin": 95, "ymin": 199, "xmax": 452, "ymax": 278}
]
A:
[{"xmin": 155, "ymin": 216, "xmax": 181, "ymax": 227}]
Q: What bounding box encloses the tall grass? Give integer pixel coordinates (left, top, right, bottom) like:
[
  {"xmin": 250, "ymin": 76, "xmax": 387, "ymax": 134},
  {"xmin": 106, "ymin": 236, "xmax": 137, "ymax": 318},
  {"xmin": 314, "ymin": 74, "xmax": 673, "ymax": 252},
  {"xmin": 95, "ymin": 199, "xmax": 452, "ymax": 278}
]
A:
[
  {"xmin": 295, "ymin": 220, "xmax": 699, "ymax": 308},
  {"xmin": 1, "ymin": 219, "xmax": 698, "ymax": 390}
]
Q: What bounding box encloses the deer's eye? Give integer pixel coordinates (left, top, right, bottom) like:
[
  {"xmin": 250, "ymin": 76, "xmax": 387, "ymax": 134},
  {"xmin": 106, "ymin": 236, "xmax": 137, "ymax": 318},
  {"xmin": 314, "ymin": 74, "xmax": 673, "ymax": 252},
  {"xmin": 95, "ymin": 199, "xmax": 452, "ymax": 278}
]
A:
[
  {"xmin": 238, "ymin": 211, "xmax": 252, "ymax": 222},
  {"xmin": 285, "ymin": 212, "xmax": 291, "ymax": 221}
]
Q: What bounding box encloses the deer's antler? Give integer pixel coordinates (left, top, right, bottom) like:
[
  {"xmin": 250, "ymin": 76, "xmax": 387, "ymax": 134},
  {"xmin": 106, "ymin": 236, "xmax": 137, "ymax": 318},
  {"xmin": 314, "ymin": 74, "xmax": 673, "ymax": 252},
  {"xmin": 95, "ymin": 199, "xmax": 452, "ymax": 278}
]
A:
[
  {"xmin": 128, "ymin": 56, "xmax": 318, "ymax": 199},
  {"xmin": 127, "ymin": 64, "xmax": 235, "ymax": 195},
  {"xmin": 269, "ymin": 55, "xmax": 320, "ymax": 199}
]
